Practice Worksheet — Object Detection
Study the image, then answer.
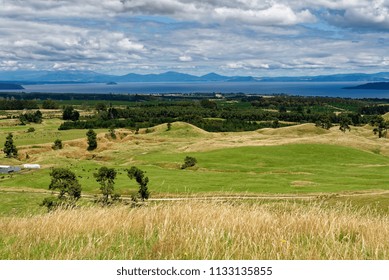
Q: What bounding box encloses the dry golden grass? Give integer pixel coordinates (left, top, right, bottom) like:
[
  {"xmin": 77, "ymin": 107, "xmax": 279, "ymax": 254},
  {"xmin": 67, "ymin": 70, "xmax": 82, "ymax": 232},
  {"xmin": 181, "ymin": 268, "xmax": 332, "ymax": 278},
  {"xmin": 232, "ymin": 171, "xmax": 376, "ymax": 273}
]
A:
[
  {"xmin": 176, "ymin": 123, "xmax": 389, "ymax": 156},
  {"xmin": 0, "ymin": 201, "xmax": 387, "ymax": 260}
]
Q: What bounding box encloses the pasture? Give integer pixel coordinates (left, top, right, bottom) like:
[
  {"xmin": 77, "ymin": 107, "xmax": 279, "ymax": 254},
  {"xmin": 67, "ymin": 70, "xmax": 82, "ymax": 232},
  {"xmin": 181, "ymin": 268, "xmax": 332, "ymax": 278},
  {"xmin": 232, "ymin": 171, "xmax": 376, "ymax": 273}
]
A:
[{"xmin": 1, "ymin": 116, "xmax": 389, "ymax": 259}]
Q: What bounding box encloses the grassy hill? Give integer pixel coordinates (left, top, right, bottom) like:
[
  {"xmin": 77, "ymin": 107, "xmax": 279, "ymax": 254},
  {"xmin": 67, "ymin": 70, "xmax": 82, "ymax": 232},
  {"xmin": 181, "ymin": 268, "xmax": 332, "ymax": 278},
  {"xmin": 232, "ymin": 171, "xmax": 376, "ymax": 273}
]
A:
[{"xmin": 1, "ymin": 118, "xmax": 389, "ymax": 259}]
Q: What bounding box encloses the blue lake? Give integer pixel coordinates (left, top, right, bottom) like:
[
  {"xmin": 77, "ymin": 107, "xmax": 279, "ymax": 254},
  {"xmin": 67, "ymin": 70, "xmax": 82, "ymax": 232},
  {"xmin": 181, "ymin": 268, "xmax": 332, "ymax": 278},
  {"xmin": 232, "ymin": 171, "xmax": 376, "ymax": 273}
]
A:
[{"xmin": 3, "ymin": 82, "xmax": 389, "ymax": 98}]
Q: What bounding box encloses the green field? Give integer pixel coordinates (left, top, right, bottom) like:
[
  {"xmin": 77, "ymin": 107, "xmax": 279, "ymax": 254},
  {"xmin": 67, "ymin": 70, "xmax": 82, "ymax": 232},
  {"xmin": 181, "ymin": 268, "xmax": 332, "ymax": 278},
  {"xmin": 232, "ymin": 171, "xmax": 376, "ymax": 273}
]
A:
[
  {"xmin": 3, "ymin": 143, "xmax": 389, "ymax": 195},
  {"xmin": 2, "ymin": 119, "xmax": 389, "ymax": 216},
  {"xmin": 1, "ymin": 111, "xmax": 389, "ymax": 260}
]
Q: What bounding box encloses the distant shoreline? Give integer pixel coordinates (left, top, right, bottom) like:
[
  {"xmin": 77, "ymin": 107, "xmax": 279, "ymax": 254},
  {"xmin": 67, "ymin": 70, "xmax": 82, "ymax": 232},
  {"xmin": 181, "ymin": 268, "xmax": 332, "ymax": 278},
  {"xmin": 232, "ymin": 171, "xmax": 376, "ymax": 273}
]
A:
[
  {"xmin": 0, "ymin": 83, "xmax": 24, "ymax": 90},
  {"xmin": 344, "ymin": 82, "xmax": 389, "ymax": 90}
]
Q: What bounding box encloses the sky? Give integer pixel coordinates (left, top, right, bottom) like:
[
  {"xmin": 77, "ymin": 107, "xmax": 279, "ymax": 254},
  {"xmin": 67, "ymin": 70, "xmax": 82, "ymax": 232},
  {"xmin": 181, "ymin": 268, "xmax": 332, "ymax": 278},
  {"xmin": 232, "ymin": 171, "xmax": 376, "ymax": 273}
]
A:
[{"xmin": 1, "ymin": 0, "xmax": 389, "ymax": 77}]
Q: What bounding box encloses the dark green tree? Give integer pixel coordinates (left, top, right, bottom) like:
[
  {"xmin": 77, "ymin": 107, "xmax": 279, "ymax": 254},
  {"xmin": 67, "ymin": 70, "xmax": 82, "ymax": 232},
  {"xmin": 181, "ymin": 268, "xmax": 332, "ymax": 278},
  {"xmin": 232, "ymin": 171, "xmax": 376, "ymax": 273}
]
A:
[
  {"xmin": 272, "ymin": 119, "xmax": 280, "ymax": 128},
  {"xmin": 52, "ymin": 139, "xmax": 63, "ymax": 150},
  {"xmin": 94, "ymin": 167, "xmax": 118, "ymax": 205},
  {"xmin": 373, "ymin": 120, "xmax": 388, "ymax": 138},
  {"xmin": 3, "ymin": 133, "xmax": 18, "ymax": 158},
  {"xmin": 86, "ymin": 129, "xmax": 97, "ymax": 150},
  {"xmin": 63, "ymin": 106, "xmax": 80, "ymax": 121},
  {"xmin": 42, "ymin": 99, "xmax": 59, "ymax": 109},
  {"xmin": 339, "ymin": 115, "xmax": 352, "ymax": 133},
  {"xmin": 200, "ymin": 99, "xmax": 217, "ymax": 109},
  {"xmin": 19, "ymin": 110, "xmax": 42, "ymax": 124},
  {"xmin": 95, "ymin": 102, "xmax": 107, "ymax": 112},
  {"xmin": 316, "ymin": 115, "xmax": 333, "ymax": 130},
  {"xmin": 127, "ymin": 166, "xmax": 150, "ymax": 201},
  {"xmin": 181, "ymin": 156, "xmax": 197, "ymax": 169},
  {"xmin": 108, "ymin": 126, "xmax": 116, "ymax": 139},
  {"xmin": 41, "ymin": 168, "xmax": 82, "ymax": 211},
  {"xmin": 370, "ymin": 116, "xmax": 388, "ymax": 138}
]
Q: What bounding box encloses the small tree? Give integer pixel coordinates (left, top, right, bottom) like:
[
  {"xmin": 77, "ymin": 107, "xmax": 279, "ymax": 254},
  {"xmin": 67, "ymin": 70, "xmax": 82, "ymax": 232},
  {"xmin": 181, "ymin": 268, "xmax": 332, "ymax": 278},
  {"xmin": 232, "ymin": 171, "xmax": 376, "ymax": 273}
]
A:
[
  {"xmin": 41, "ymin": 168, "xmax": 82, "ymax": 211},
  {"xmin": 95, "ymin": 102, "xmax": 107, "ymax": 112},
  {"xmin": 373, "ymin": 121, "xmax": 388, "ymax": 138},
  {"xmin": 181, "ymin": 156, "xmax": 197, "ymax": 169},
  {"xmin": 63, "ymin": 106, "xmax": 80, "ymax": 121},
  {"xmin": 272, "ymin": 119, "xmax": 280, "ymax": 128},
  {"xmin": 127, "ymin": 166, "xmax": 150, "ymax": 201},
  {"xmin": 52, "ymin": 139, "xmax": 63, "ymax": 150},
  {"xmin": 3, "ymin": 133, "xmax": 18, "ymax": 158},
  {"xmin": 94, "ymin": 167, "xmax": 118, "ymax": 205},
  {"xmin": 167, "ymin": 122, "xmax": 172, "ymax": 131},
  {"xmin": 108, "ymin": 126, "xmax": 116, "ymax": 139},
  {"xmin": 339, "ymin": 116, "xmax": 352, "ymax": 133},
  {"xmin": 86, "ymin": 129, "xmax": 97, "ymax": 150},
  {"xmin": 371, "ymin": 116, "xmax": 388, "ymax": 138},
  {"xmin": 316, "ymin": 115, "xmax": 332, "ymax": 130}
]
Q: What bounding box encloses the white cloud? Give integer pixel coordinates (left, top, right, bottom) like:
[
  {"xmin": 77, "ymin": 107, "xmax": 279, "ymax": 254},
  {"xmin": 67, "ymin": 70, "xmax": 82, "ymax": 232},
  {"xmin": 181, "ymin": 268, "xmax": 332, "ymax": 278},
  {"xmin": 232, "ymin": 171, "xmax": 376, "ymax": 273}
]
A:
[
  {"xmin": 1, "ymin": 0, "xmax": 389, "ymax": 75},
  {"xmin": 117, "ymin": 39, "xmax": 145, "ymax": 52},
  {"xmin": 214, "ymin": 4, "xmax": 315, "ymax": 26},
  {"xmin": 179, "ymin": 55, "xmax": 193, "ymax": 62}
]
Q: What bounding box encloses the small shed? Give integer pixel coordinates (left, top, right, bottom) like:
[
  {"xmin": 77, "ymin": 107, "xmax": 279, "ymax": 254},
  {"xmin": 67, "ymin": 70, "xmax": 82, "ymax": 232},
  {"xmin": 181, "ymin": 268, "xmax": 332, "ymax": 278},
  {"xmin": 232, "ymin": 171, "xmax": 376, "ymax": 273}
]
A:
[{"xmin": 23, "ymin": 164, "xmax": 41, "ymax": 169}]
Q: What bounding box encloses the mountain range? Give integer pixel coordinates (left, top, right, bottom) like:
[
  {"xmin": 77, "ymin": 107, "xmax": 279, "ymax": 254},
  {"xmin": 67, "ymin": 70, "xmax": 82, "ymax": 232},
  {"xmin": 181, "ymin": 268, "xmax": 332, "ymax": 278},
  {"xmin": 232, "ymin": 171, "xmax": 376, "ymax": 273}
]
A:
[{"xmin": 1, "ymin": 70, "xmax": 389, "ymax": 84}]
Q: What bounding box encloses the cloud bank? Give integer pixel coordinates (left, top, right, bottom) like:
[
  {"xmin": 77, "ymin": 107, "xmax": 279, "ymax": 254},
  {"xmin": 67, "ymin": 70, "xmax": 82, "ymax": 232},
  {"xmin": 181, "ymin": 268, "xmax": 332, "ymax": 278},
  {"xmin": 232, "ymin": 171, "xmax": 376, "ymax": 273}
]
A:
[{"xmin": 1, "ymin": 0, "xmax": 389, "ymax": 75}]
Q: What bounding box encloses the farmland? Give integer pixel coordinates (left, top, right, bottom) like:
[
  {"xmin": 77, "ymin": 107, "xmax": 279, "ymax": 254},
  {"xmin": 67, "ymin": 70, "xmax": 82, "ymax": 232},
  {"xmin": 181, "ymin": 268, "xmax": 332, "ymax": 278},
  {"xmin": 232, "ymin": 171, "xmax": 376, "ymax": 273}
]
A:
[{"xmin": 1, "ymin": 94, "xmax": 389, "ymax": 259}]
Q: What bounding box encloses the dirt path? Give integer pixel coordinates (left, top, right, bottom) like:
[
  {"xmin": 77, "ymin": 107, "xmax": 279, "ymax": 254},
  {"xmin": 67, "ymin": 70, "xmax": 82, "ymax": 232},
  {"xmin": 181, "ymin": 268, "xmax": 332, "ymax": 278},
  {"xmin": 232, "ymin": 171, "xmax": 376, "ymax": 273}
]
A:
[{"xmin": 1, "ymin": 187, "xmax": 388, "ymax": 201}]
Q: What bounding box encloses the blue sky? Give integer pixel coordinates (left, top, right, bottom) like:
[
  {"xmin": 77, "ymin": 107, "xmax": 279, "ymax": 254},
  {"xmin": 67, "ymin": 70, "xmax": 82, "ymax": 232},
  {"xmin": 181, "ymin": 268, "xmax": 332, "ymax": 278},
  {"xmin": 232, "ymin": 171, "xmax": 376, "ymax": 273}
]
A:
[{"xmin": 1, "ymin": 0, "xmax": 389, "ymax": 76}]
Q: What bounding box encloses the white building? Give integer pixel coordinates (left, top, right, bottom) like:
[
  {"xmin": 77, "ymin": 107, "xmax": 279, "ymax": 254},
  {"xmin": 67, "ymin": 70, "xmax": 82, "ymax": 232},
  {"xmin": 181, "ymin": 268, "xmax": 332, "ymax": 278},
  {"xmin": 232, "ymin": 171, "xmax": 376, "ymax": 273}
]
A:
[{"xmin": 23, "ymin": 164, "xmax": 41, "ymax": 169}]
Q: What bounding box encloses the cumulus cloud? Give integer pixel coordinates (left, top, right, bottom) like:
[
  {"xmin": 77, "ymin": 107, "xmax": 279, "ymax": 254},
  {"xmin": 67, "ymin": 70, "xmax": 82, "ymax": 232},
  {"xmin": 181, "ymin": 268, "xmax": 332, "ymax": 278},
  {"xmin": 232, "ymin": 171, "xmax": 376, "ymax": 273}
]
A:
[
  {"xmin": 0, "ymin": 0, "xmax": 389, "ymax": 74},
  {"xmin": 179, "ymin": 55, "xmax": 193, "ymax": 62}
]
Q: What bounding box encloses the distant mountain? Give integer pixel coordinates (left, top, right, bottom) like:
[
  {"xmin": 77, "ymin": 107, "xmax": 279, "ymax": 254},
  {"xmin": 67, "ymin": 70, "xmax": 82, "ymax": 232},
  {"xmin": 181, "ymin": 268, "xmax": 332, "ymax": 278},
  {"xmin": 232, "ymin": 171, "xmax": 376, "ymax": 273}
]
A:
[
  {"xmin": 1, "ymin": 70, "xmax": 389, "ymax": 84},
  {"xmin": 115, "ymin": 71, "xmax": 201, "ymax": 82},
  {"xmin": 0, "ymin": 70, "xmax": 115, "ymax": 84},
  {"xmin": 0, "ymin": 70, "xmax": 255, "ymax": 84},
  {"xmin": 260, "ymin": 72, "xmax": 389, "ymax": 82},
  {"xmin": 200, "ymin": 72, "xmax": 229, "ymax": 81},
  {"xmin": 0, "ymin": 83, "xmax": 24, "ymax": 90},
  {"xmin": 344, "ymin": 82, "xmax": 389, "ymax": 90}
]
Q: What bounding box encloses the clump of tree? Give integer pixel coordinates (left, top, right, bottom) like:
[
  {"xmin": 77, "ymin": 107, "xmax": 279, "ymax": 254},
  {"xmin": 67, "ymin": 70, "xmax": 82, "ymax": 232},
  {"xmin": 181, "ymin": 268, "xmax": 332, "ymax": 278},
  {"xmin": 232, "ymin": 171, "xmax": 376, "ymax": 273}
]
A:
[
  {"xmin": 315, "ymin": 115, "xmax": 333, "ymax": 130},
  {"xmin": 3, "ymin": 133, "xmax": 18, "ymax": 158},
  {"xmin": 41, "ymin": 168, "xmax": 82, "ymax": 211},
  {"xmin": 181, "ymin": 156, "xmax": 197, "ymax": 169},
  {"xmin": 95, "ymin": 102, "xmax": 107, "ymax": 112},
  {"xmin": 27, "ymin": 127, "xmax": 35, "ymax": 133},
  {"xmin": 62, "ymin": 106, "xmax": 80, "ymax": 121},
  {"xmin": 94, "ymin": 167, "xmax": 120, "ymax": 205},
  {"xmin": 200, "ymin": 99, "xmax": 217, "ymax": 109},
  {"xmin": 0, "ymin": 99, "xmax": 38, "ymax": 110},
  {"xmin": 339, "ymin": 115, "xmax": 352, "ymax": 133},
  {"xmin": 370, "ymin": 116, "xmax": 389, "ymax": 138},
  {"xmin": 19, "ymin": 110, "xmax": 42, "ymax": 124},
  {"xmin": 52, "ymin": 139, "xmax": 63, "ymax": 150},
  {"xmin": 108, "ymin": 126, "xmax": 116, "ymax": 139},
  {"xmin": 42, "ymin": 99, "xmax": 59, "ymax": 109},
  {"xmin": 127, "ymin": 166, "xmax": 150, "ymax": 201},
  {"xmin": 86, "ymin": 129, "xmax": 97, "ymax": 150}
]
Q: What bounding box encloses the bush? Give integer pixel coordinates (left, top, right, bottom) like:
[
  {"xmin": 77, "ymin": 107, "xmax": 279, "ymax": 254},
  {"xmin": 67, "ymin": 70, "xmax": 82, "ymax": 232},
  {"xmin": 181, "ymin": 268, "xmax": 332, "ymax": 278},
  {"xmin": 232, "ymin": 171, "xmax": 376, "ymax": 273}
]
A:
[
  {"xmin": 52, "ymin": 139, "xmax": 63, "ymax": 150},
  {"xmin": 86, "ymin": 129, "xmax": 97, "ymax": 150},
  {"xmin": 181, "ymin": 156, "xmax": 197, "ymax": 169},
  {"xmin": 127, "ymin": 166, "xmax": 150, "ymax": 201}
]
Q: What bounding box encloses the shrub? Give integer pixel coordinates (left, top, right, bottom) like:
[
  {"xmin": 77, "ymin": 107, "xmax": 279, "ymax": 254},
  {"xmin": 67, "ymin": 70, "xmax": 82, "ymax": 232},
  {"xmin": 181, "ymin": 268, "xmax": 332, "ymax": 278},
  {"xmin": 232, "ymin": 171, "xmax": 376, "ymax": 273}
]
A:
[
  {"xmin": 181, "ymin": 156, "xmax": 197, "ymax": 169},
  {"xmin": 52, "ymin": 139, "xmax": 63, "ymax": 150}
]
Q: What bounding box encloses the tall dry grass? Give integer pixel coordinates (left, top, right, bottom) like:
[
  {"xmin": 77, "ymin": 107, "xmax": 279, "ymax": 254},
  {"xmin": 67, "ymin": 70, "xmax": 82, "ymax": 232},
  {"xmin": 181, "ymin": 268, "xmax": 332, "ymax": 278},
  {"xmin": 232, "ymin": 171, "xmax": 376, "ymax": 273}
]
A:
[{"xmin": 0, "ymin": 201, "xmax": 388, "ymax": 259}]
